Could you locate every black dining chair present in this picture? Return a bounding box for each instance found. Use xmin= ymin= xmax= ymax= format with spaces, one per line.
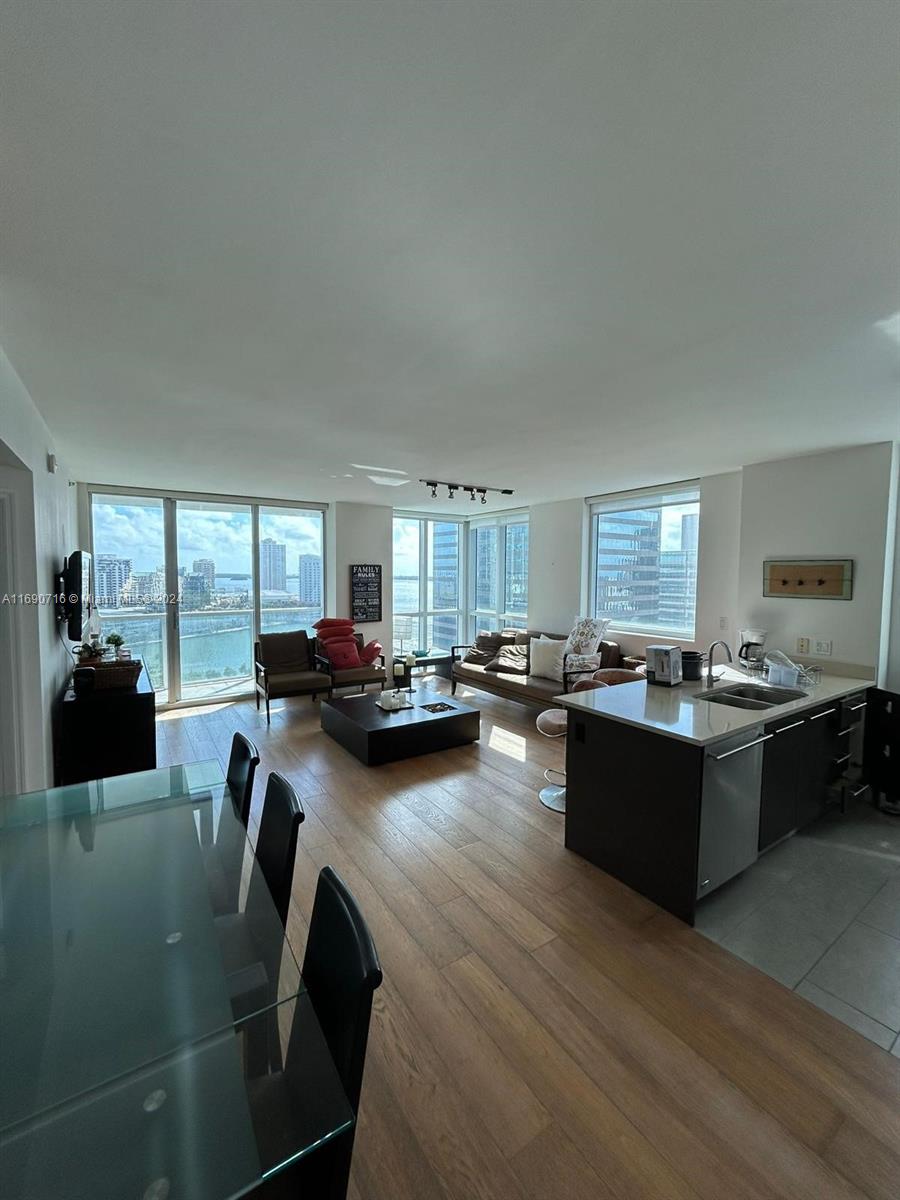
xmin=216 ymin=773 xmax=304 ymax=1046
xmin=245 ymin=866 xmax=383 ymax=1200
xmin=227 ymin=732 xmax=261 ymax=827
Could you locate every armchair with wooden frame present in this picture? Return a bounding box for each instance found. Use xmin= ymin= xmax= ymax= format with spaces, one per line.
xmin=312 ymin=633 xmax=388 ymax=695
xmin=255 ymin=630 xmax=330 ymax=723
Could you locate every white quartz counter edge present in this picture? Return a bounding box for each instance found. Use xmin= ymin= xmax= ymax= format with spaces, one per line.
xmin=552 ymin=668 xmax=872 ymax=748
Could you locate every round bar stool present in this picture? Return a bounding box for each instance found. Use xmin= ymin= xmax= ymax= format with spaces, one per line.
xmin=535 ymin=708 xmax=568 ymax=811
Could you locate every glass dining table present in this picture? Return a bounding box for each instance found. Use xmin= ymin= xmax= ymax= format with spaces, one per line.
xmin=0 ymin=761 xmax=354 ymax=1200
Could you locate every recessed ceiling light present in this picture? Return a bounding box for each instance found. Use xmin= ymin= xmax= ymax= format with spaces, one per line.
xmin=368 ymin=475 xmax=411 ymax=487
xmin=351 ymin=463 xmax=408 ymax=476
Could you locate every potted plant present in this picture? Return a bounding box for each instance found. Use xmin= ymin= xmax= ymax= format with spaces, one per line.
xmin=105 ymin=632 xmax=125 ymax=658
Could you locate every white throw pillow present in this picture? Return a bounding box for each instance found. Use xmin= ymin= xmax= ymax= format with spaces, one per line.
xmin=564 ymin=616 xmax=610 ymax=656
xmin=529 ymin=637 xmax=565 ymax=682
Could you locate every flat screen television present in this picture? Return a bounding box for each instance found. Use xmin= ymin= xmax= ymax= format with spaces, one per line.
xmin=56 ymin=551 xmax=93 ymax=643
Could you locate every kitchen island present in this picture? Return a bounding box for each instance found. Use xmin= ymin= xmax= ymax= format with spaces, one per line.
xmin=554 ymin=667 xmax=872 ymax=923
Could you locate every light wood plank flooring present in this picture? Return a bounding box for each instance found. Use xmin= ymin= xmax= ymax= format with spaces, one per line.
xmin=156 ymin=677 xmax=900 ymax=1200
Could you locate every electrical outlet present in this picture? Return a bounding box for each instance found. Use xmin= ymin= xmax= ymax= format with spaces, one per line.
xmin=814 ymin=639 xmax=832 ymax=656
xmin=719 ymin=616 xmax=727 ymax=630
xmin=797 ymin=637 xmax=810 ymax=654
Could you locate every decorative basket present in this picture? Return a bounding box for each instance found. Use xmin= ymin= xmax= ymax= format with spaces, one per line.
xmin=87 ymin=657 xmax=142 ymax=690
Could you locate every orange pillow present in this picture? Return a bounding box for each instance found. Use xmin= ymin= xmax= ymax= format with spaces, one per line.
xmin=323 ymin=639 xmax=362 ymax=669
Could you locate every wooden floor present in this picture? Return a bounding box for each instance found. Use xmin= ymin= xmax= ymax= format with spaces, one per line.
xmin=156 ymin=677 xmax=900 ymax=1200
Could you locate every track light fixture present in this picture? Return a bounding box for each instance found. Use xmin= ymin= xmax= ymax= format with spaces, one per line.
xmin=418 ymin=479 xmax=514 ymax=504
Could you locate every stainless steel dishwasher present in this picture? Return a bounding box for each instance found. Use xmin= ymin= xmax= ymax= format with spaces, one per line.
xmin=696 ymin=725 xmax=772 ymax=899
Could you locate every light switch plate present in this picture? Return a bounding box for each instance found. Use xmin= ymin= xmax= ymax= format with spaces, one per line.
xmin=814 ymin=639 xmax=833 ymax=656
xmin=797 ymin=637 xmax=810 ymax=654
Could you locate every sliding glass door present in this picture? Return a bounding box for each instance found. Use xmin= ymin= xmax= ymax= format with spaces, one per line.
xmin=91 ymin=494 xmax=170 ymax=702
xmin=176 ymin=500 xmax=254 ymax=701
xmin=90 ymin=489 xmax=325 ymax=704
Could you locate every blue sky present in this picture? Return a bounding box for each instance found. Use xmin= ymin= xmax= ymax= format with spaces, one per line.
xmin=92 ymin=499 xmax=323 ymax=574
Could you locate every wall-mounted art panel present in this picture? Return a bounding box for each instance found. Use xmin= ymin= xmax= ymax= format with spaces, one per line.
xmin=762 ymin=559 xmax=853 ymax=600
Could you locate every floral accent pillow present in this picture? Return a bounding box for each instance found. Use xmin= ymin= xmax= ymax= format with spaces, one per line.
xmin=564 ymin=653 xmax=605 ymax=679
xmin=564 ymin=616 xmax=610 ymax=656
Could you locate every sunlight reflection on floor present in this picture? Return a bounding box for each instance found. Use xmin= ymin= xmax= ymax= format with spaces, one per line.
xmin=157 ymin=701 xmax=237 ymax=722
xmin=487 ymin=726 xmax=527 ymax=761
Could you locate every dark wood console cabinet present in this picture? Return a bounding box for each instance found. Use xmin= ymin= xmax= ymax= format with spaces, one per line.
xmin=56 ymin=663 xmax=156 ymax=784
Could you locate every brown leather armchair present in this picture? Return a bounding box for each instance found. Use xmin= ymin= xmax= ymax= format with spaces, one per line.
xmin=313 ymin=633 xmax=387 ymax=694
xmin=255 ymin=630 xmax=330 ymax=723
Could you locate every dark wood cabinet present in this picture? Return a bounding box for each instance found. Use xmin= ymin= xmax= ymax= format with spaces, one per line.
xmin=759 ymin=714 xmax=805 ymax=850
xmin=758 ymin=691 xmax=869 ymax=852
xmin=56 ymin=663 xmax=156 ymax=784
xmin=864 ymin=687 xmax=900 ymax=804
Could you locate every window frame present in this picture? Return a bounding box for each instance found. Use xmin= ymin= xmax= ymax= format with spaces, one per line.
xmin=588 ymin=483 xmax=700 ymax=641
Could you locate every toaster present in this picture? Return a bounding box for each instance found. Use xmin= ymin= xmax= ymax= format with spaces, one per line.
xmin=645 ymin=644 xmax=683 ymax=687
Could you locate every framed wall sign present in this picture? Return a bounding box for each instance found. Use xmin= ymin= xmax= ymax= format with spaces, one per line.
xmin=762 ymin=558 xmax=853 ymax=600
xmin=350 ymin=563 xmax=383 ymax=623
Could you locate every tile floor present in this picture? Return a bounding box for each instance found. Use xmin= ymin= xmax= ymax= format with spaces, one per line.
xmin=695 ymin=801 xmax=900 ymax=1055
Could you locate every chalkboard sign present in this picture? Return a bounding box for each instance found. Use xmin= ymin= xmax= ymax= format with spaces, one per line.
xmin=350 ymin=563 xmax=382 ymax=623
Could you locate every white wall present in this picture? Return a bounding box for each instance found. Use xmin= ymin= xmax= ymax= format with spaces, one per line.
xmin=326 ymin=501 xmax=394 ymax=661
xmin=0 ymin=347 xmax=75 ymax=788
xmin=527 ymin=499 xmax=588 ymax=632
xmin=737 ymin=443 xmax=894 ymax=675
xmin=879 ymin=447 xmax=899 ymax=690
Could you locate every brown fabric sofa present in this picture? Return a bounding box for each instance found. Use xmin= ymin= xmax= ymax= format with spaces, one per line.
xmin=255 ymin=630 xmax=329 ymax=722
xmin=450 ymin=630 xmax=621 ymax=709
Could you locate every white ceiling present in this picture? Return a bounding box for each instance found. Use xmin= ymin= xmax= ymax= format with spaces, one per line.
xmin=2 ymin=0 xmax=898 ymax=512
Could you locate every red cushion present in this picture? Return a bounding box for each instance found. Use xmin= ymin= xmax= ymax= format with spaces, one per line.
xmin=317 ymin=627 xmax=357 ymax=645
xmin=359 ymin=640 xmax=383 ymax=665
xmin=324 ymin=639 xmax=362 ymax=669
xmin=313 ymin=618 xmax=355 ymax=631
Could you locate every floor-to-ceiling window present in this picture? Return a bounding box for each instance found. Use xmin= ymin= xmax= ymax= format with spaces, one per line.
xmin=468 ymin=513 xmax=529 ymax=636
xmin=258 ymin=506 xmax=325 ymax=635
xmin=392 ymin=516 xmax=463 ymax=653
xmin=91 ymin=494 xmax=170 ymax=701
xmin=90 ymin=489 xmax=326 ymax=704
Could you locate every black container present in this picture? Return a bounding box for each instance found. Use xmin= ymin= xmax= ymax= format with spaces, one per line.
xmin=681 ymin=651 xmax=705 ymax=682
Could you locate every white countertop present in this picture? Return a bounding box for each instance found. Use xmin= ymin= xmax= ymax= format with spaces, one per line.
xmin=553 ymin=666 xmax=872 ymax=747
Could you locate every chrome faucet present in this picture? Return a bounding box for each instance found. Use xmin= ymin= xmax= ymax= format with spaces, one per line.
xmin=706 ymin=640 xmax=733 ymax=687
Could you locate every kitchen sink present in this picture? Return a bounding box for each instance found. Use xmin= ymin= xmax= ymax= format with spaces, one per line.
xmin=699 ymin=683 xmax=808 ymax=710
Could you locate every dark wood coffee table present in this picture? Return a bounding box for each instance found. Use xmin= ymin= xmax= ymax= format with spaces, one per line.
xmin=320 ymin=692 xmax=480 ymax=766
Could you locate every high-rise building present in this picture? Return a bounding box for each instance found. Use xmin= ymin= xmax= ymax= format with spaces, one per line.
xmin=259 ymin=537 xmax=287 ymax=591
xmin=193 ymin=558 xmax=216 ymax=591
xmin=431 ymin=523 xmax=460 ymax=648
xmin=181 ymin=572 xmax=211 ymax=609
xmin=298 ymin=554 xmax=322 ymax=605
xmin=681 ymin=512 xmax=699 ymax=553
xmin=95 ymin=554 xmax=133 ymax=609
xmin=504 ymin=523 xmax=529 ymax=614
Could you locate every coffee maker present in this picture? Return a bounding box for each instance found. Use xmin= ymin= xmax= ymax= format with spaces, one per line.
xmin=738 ymin=629 xmax=768 ymax=671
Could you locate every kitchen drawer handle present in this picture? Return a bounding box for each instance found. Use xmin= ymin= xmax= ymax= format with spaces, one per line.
xmin=833 ymin=753 xmax=851 ymax=767
xmin=809 ymin=708 xmax=836 ymax=721
xmin=774 ymin=720 xmax=805 ymax=734
xmin=847 ymin=783 xmax=869 ymax=798
xmin=837 ymin=727 xmax=851 ymax=737
xmin=711 ymin=733 xmax=773 ymax=761
xmin=848 ymin=702 xmax=867 ymax=712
